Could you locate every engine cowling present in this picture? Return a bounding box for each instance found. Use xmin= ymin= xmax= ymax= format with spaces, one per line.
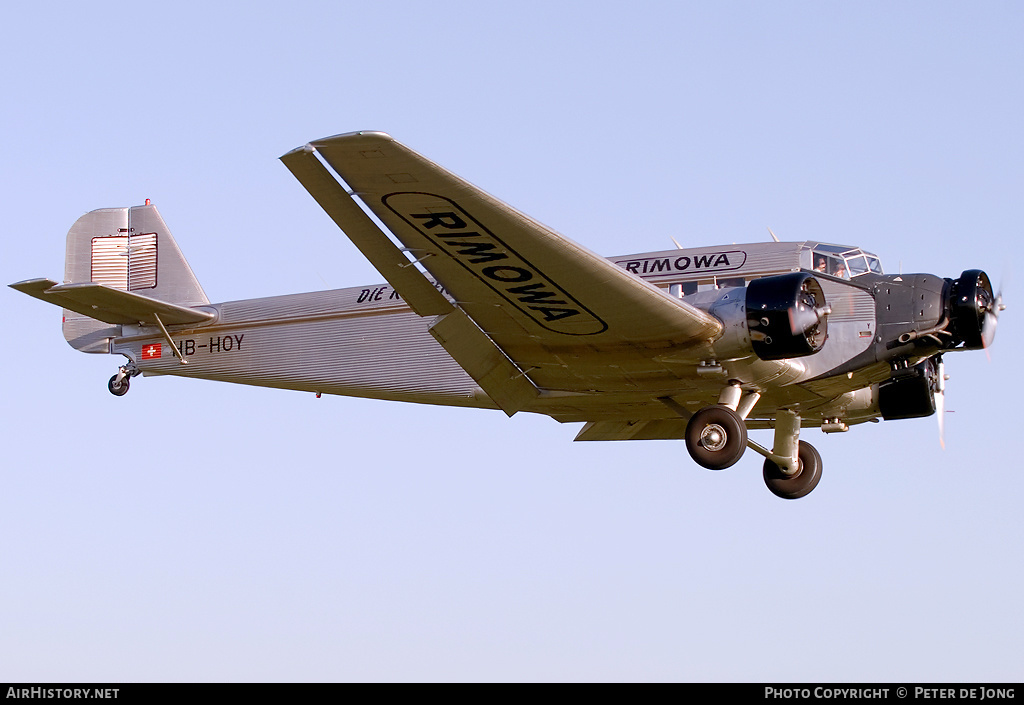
xmin=877 ymin=358 xmax=940 ymax=420
xmin=949 ymin=269 xmax=998 ymax=350
xmin=745 ymin=272 xmax=830 ymax=360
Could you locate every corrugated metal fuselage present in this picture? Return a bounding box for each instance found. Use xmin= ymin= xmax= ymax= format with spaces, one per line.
xmin=112 ymin=240 xmax=886 ymax=428
xmin=116 ymin=285 xmax=492 ymax=409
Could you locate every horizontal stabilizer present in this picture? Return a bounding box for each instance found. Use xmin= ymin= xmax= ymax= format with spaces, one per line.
xmin=10 ymin=278 xmax=214 ymax=326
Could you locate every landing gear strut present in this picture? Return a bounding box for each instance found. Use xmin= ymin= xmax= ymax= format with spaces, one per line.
xmin=671 ymin=391 xmax=826 ymax=499
xmin=107 ymin=362 xmax=138 ymax=397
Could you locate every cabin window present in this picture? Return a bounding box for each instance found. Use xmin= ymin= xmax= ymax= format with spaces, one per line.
xmin=670 ymin=282 xmax=698 ymax=297
xmin=717 ymin=277 xmax=745 ymax=289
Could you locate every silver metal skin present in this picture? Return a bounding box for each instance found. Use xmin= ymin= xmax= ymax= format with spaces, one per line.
xmin=10 ymin=131 xmax=1000 ymax=499
xmin=718 ymin=384 xmax=743 ymax=410
xmin=745 ymin=410 xmax=802 ymax=476
xmin=736 ymin=391 xmax=762 ymax=420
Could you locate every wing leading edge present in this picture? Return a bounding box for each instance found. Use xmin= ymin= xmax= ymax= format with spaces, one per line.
xmin=284 ymin=131 xmax=725 ymax=408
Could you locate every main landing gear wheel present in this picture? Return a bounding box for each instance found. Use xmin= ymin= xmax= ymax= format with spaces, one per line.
xmin=108 ymin=375 xmax=130 ymax=396
xmin=763 ymin=440 xmax=822 ymax=500
xmin=685 ymin=405 xmax=748 ymax=470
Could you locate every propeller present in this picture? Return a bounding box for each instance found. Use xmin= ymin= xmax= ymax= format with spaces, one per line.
xmin=984 ymin=281 xmax=1006 ymax=360
xmin=935 ymin=272 xmax=1005 ymax=447
xmin=935 ymin=357 xmax=947 ymax=449
xmin=950 ymin=270 xmax=1004 ymax=351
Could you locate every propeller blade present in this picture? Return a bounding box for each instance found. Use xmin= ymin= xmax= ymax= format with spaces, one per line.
xmin=983 ymin=283 xmax=1005 ymax=359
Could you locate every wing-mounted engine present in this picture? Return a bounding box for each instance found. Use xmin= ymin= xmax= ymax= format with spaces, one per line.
xmin=700 ymin=272 xmax=831 ymax=362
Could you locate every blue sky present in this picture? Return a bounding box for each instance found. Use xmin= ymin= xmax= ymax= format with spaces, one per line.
xmin=2 ymin=1 xmax=1021 ymax=681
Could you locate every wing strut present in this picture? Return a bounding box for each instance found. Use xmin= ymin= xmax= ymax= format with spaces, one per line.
xmin=152 ymin=313 xmax=187 ymax=364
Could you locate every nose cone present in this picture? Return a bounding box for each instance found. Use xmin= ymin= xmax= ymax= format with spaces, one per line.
xmin=950 ymin=269 xmax=1000 ymax=350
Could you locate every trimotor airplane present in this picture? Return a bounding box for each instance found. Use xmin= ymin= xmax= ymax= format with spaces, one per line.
xmin=11 ymin=131 xmax=1004 ymax=499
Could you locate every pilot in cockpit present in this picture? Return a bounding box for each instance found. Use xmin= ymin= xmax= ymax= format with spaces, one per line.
xmin=813 ymin=253 xmax=849 ymax=279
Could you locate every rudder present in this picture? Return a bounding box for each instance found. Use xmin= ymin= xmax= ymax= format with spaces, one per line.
xmin=62 ymin=203 xmax=208 ymax=352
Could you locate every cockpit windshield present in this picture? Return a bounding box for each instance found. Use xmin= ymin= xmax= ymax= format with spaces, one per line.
xmin=808 ymin=243 xmax=882 ymax=280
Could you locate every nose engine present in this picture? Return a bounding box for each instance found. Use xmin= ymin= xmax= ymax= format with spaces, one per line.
xmin=949 ymin=269 xmax=1000 ymax=350
xmin=869 ymin=268 xmax=1000 ymax=443
xmin=873 ymin=269 xmax=1001 ymax=355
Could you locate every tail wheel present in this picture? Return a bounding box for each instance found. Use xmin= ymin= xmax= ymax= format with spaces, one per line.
xmin=763 ymin=440 xmax=822 ymax=499
xmin=108 ymin=375 xmax=130 ymax=397
xmin=685 ymin=405 xmax=748 ymax=470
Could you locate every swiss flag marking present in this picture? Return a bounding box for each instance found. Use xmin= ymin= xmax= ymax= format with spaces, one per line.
xmin=142 ymin=343 xmax=162 ymax=360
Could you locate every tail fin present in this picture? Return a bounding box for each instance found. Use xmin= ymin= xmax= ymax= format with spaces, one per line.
xmin=65 ymin=204 xmax=207 ymax=303
xmin=16 ymin=203 xmax=209 ymax=353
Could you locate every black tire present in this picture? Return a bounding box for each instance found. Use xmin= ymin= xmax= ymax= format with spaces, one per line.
xmin=763 ymin=440 xmax=822 ymax=499
xmin=685 ymin=405 xmax=748 ymax=470
xmin=108 ymin=375 xmax=129 ymax=397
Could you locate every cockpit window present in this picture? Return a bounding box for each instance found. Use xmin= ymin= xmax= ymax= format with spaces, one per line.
xmin=809 ymin=244 xmax=883 ymax=279
xmin=813 ymin=244 xmax=850 ymax=255
xmin=846 ymin=255 xmax=869 ymax=277
xmin=813 ymin=253 xmax=849 ymax=279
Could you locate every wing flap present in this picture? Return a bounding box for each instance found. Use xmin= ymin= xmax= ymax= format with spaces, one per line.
xmin=10 ymin=279 xmax=214 ymax=325
xmin=574 ymin=418 xmax=689 ymax=441
xmin=280 ymin=146 xmax=454 ymax=318
xmin=428 ymin=309 xmax=539 ymax=416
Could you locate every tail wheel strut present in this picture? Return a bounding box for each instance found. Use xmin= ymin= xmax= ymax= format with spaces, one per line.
xmin=107 ymin=362 xmax=138 ymax=397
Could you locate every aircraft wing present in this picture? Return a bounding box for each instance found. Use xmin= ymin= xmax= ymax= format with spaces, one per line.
xmin=10 ymin=278 xmax=214 ymax=326
xmin=307 ymin=132 xmax=722 ymax=356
